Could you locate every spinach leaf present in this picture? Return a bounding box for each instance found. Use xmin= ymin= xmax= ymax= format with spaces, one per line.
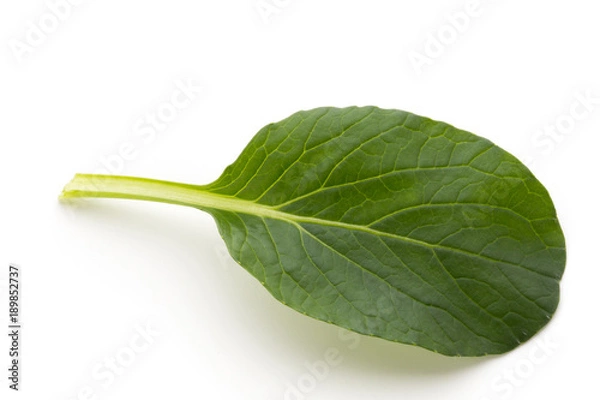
xmin=61 ymin=106 xmax=565 ymax=356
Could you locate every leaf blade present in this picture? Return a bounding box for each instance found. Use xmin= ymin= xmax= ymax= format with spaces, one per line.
xmin=203 ymin=106 xmax=565 ymax=356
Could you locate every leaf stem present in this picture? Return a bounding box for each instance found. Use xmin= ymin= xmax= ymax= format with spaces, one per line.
xmin=59 ymin=174 xmax=278 ymax=217
xmin=61 ymin=174 xmax=224 ymax=209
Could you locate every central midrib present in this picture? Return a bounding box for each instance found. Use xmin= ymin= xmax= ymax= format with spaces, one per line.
xmin=61 ymin=174 xmax=555 ymax=281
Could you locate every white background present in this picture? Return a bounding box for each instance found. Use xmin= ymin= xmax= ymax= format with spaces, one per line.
xmin=1 ymin=1 xmax=598 ymax=399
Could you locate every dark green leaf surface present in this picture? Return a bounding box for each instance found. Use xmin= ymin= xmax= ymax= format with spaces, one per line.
xmin=201 ymin=107 xmax=565 ymax=356
xmin=61 ymin=106 xmax=566 ymax=356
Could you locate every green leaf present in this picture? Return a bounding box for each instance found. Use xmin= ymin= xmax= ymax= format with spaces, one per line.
xmin=61 ymin=106 xmax=566 ymax=356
